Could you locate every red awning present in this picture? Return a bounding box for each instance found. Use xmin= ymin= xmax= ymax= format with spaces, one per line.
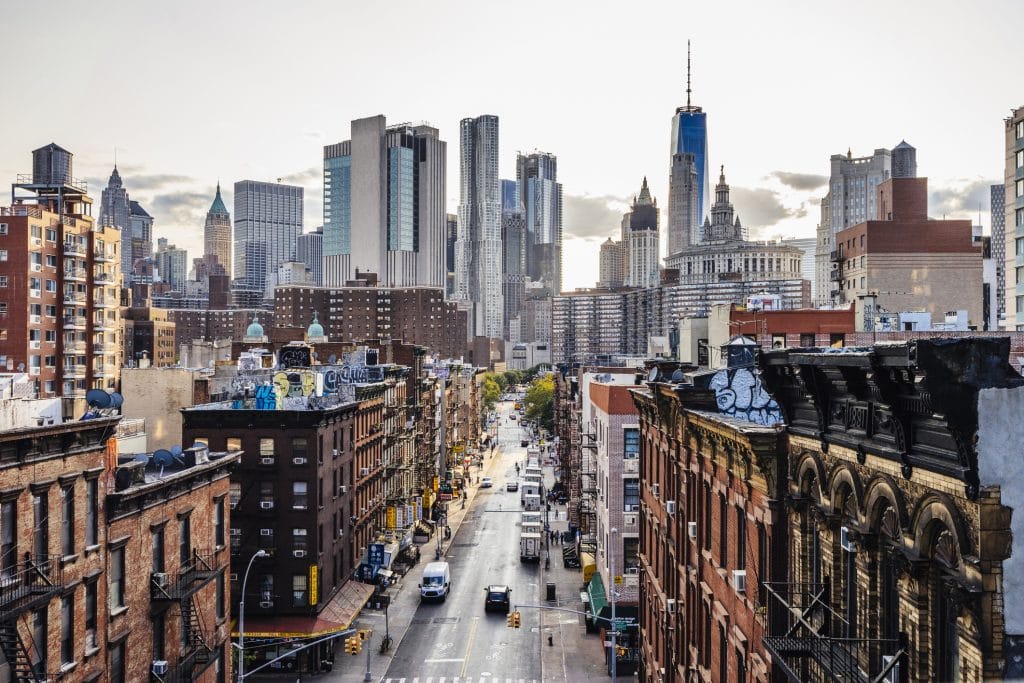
xmin=232 ymin=580 xmax=375 ymax=638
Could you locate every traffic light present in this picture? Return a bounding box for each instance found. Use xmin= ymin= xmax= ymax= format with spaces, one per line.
xmin=506 ymin=611 xmax=515 ymax=628
xmin=345 ymin=637 xmax=357 ymax=656
xmin=512 ymin=610 xmax=522 ymax=628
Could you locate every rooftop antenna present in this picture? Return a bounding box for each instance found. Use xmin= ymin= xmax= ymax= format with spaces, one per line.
xmin=686 ymin=40 xmax=692 ymax=109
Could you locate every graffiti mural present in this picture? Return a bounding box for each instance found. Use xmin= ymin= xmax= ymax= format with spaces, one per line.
xmin=707 ymin=367 xmax=783 ymax=427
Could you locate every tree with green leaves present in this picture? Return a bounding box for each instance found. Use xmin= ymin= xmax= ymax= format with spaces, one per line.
xmin=523 ymin=374 xmax=554 ymax=432
xmin=481 ymin=375 xmax=502 ymax=410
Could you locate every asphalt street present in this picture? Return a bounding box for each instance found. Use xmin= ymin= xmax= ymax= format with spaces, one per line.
xmin=380 ymin=402 xmax=542 ymax=683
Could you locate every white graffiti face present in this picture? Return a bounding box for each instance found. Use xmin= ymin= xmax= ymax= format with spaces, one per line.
xmin=708 ymin=367 xmax=783 ymax=426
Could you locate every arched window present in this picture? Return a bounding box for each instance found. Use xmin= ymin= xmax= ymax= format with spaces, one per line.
xmin=929 ymin=524 xmax=961 ymax=682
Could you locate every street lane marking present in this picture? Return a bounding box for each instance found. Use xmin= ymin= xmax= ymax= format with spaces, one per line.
xmin=459 ymin=617 xmax=481 ymax=678
xmin=424 ymin=658 xmax=465 ymax=662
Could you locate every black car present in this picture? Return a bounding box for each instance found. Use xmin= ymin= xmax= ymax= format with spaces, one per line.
xmin=484 ymin=585 xmax=512 ymax=612
xmin=520 ymin=440 xmax=528 ymax=447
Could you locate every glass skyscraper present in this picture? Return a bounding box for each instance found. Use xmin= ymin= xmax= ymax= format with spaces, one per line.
xmin=670 ymin=110 xmax=709 ymax=223
xmin=233 ymin=180 xmax=303 ymax=291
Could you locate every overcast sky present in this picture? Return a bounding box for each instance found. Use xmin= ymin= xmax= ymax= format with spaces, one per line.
xmin=2 ymin=0 xmax=1017 ymax=291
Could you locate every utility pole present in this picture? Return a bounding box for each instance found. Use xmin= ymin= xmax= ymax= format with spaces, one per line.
xmin=610 ymin=527 xmax=618 ymax=681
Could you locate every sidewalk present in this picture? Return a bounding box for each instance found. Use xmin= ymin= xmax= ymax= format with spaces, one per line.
xmin=539 ymin=457 xmax=613 ymax=682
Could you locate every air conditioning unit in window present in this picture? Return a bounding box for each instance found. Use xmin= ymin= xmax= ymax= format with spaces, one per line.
xmin=687 ymin=521 xmax=697 ymax=540
xmin=293 ymin=550 xmax=307 ymax=558
xmin=230 ymin=573 xmax=238 ymax=582
xmin=260 ymin=529 xmax=273 ymax=537
xmin=259 ymin=600 xmax=274 ymax=609
xmin=292 ymin=457 xmax=307 ymax=465
xmin=152 ymin=660 xmax=169 ymax=676
xmin=230 ymin=528 xmax=242 ymax=537
xmin=338 ymin=485 xmax=347 ymax=494
xmin=666 ymin=500 xmax=677 ymax=515
xmin=260 ymin=501 xmax=274 ymax=510
xmin=732 ymin=569 xmax=747 ymax=594
xmin=332 ymin=449 xmax=339 ymax=457
xmin=360 ymin=468 xmax=370 ymax=476
xmin=665 ymin=598 xmax=676 ymax=614
xmin=260 ymin=457 xmax=275 ymax=465
xmin=651 ymin=483 xmax=660 ymax=498
xmin=151 ymin=572 xmax=168 ymax=588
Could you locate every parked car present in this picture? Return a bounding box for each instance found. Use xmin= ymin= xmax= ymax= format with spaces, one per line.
xmin=520 ymin=439 xmax=528 ymax=447
xmin=484 ymin=585 xmax=512 ymax=612
xmin=506 ymin=481 xmax=519 ymax=492
xmin=480 ymin=477 xmax=493 ymax=488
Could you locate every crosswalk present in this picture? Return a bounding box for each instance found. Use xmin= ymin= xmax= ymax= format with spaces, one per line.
xmin=383 ymin=678 xmax=538 ymax=683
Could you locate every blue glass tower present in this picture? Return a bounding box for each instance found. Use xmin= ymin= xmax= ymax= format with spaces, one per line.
xmin=670 ymin=42 xmax=709 ymax=224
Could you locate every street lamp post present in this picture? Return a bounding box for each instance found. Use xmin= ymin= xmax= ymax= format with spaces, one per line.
xmin=238 ymin=549 xmax=268 ymax=682
xmin=609 ymin=527 xmax=618 ymax=681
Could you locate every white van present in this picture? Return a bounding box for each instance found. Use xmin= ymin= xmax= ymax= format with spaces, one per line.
xmin=419 ymin=561 xmax=451 ymax=602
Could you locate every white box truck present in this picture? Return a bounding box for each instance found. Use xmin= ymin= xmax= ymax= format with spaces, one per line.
xmin=520 ymin=532 xmax=542 ymax=562
xmin=520 ymin=481 xmax=540 ymax=503
xmin=523 ymin=493 xmax=541 ymax=512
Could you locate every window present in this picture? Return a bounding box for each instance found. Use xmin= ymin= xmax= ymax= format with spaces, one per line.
xmin=61 ymin=594 xmax=74 ymax=664
xmin=260 ymin=482 xmax=274 ymax=507
xmin=293 ymin=528 xmax=308 ymax=554
xmin=61 ymin=484 xmax=74 ymax=556
xmin=2 ymin=499 xmax=17 ymax=578
xmin=152 ymin=614 xmax=166 ymax=661
xmin=0 ymin=223 xmax=6 ymax=234
xmin=799 ymin=333 xmax=815 ymax=347
xmin=226 ymin=437 xmax=241 ymax=451
xmin=736 ymin=506 xmax=746 ymax=571
xmin=45 ymin=228 xmax=56 ymax=242
xmin=1017 ymin=119 xmax=1024 ymax=139
xmin=623 ymin=428 xmax=639 ymax=459
xmin=152 ymin=527 xmax=165 ymax=573
xmin=215 ymin=499 xmax=225 ymax=547
xmin=109 ymin=546 xmax=125 ymax=609
xmin=292 ymin=574 xmax=308 ymax=606
xmin=259 ymin=438 xmax=274 ymax=461
xmin=216 ymin=572 xmax=226 ymax=620
xmin=85 ymin=478 xmax=98 ymax=547
xmin=1017 ymin=208 xmax=1024 ymax=228
xmin=0 ymin=276 xmax=6 ymax=287
xmin=33 ymin=490 xmax=48 ymax=557
xmin=179 ymin=515 xmax=191 ymax=566
xmin=85 ymin=580 xmax=97 ymax=650
xmin=292 ymin=437 xmax=308 ymax=459
xmin=32 ymin=608 xmax=46 ymax=676
xmin=0 ymin=250 xmax=7 ymax=261
xmin=109 ymin=640 xmax=125 ymax=683
xmin=623 ymin=479 xmax=639 ymax=511
xmin=1017 ymin=179 xmax=1024 ymax=198
xmin=45 ymin=279 xmax=57 ymax=293
xmin=704 ymin=484 xmax=712 ymax=550
xmin=719 ymin=494 xmax=728 ymax=568
xmin=45 ymin=304 xmax=57 ymax=317
xmin=293 ymin=481 xmax=308 ymax=510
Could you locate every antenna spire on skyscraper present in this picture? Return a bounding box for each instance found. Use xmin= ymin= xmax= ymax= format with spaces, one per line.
xmin=686 ymin=40 xmax=692 ymax=109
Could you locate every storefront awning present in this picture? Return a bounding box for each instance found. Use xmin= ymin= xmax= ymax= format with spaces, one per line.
xmin=586 ymin=572 xmax=608 ymax=620
xmin=232 ymin=580 xmax=374 ymax=638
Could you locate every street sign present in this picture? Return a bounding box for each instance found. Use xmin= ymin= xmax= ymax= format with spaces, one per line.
xmin=368 ymin=543 xmax=385 ymax=568
xmin=309 ymin=565 xmax=318 ymax=605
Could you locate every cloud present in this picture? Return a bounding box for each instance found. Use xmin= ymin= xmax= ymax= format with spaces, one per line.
xmin=126 ymin=173 xmax=196 ymax=191
xmin=150 ymin=191 xmax=211 ymax=228
xmin=730 ymin=186 xmax=803 ymax=228
xmin=770 ymin=171 xmax=828 ymax=192
xmin=929 ymin=178 xmax=997 ymax=218
xmin=563 ymin=193 xmax=631 ymax=240
xmin=279 ymin=166 xmax=322 ymax=185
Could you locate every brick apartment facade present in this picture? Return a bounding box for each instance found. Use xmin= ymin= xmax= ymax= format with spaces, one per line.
xmin=831 ymin=177 xmax=982 ymax=329
xmin=632 ymin=380 xmax=787 ymax=682
xmin=167 ymin=309 xmax=272 ymax=352
xmin=105 ymin=445 xmax=239 ymax=683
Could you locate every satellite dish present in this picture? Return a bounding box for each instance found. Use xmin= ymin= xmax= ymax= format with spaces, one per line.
xmin=169 ymin=445 xmax=183 ymax=456
xmin=109 ymin=392 xmax=124 ymax=408
xmin=133 ymin=454 xmax=150 ymax=464
xmin=328 ymin=354 xmax=337 ymax=364
xmin=86 ymin=389 xmax=112 ymax=408
xmin=671 ymin=369 xmax=684 ymax=382
xmin=647 ymin=367 xmax=659 ymax=383
xmin=153 ymin=450 xmax=174 ymax=468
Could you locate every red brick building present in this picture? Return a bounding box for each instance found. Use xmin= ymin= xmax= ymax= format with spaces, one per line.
xmin=106 ymin=444 xmax=239 ymax=683
xmin=631 ymin=380 xmax=787 ymax=682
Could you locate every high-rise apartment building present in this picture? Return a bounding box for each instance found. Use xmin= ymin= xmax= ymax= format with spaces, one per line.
xmin=155 ymin=237 xmax=188 ymax=293
xmin=814 ymin=146 xmax=892 ymax=305
xmin=669 ymin=44 xmax=710 ymax=250
xmin=456 ymin=115 xmax=504 ymax=339
xmin=203 ymin=182 xmax=231 ymax=277
xmin=501 ymin=178 xmax=519 ymax=213
xmin=128 ymin=199 xmax=153 ymax=279
xmin=296 ymin=227 xmax=323 ymax=286
xmin=992 ymin=184 xmax=1006 ymax=328
xmin=516 ymin=152 xmax=563 ymax=294
xmin=97 ymin=166 xmax=136 ymax=284
xmin=502 ymin=210 xmax=526 ymax=339
xmin=445 ymin=213 xmax=457 ymax=297
xmin=1004 ymin=106 xmax=1024 ymax=330
xmin=233 ymin=179 xmax=303 ymax=292
xmin=623 ymin=178 xmax=660 ymax=289
xmin=322 ymin=116 xmax=447 ymax=289
xmin=598 ymin=237 xmax=623 ymax=289
xmin=3 ymin=143 xmax=122 ymax=401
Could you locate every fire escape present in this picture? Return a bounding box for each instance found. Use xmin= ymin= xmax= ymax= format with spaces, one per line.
xmin=829 ymin=249 xmax=845 ymax=306
xmin=150 ymin=549 xmax=222 ymax=682
xmin=578 ymin=430 xmax=598 ymax=557
xmin=565 ymin=401 xmax=582 ymax=529
xmin=0 ymin=555 xmax=64 ymax=682
xmin=762 ymin=581 xmax=907 ymax=683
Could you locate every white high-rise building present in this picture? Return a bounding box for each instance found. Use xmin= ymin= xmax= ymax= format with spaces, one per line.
xmin=233 ymin=180 xmax=303 ymax=292
xmin=516 ymin=151 xmax=563 ymax=294
xmin=814 ymin=148 xmax=891 ymax=306
xmin=296 ymin=228 xmax=323 ymax=286
xmin=322 ymin=116 xmax=447 ymax=288
xmin=623 ymin=178 xmax=661 ymax=290
xmin=456 ymin=115 xmax=504 ymax=339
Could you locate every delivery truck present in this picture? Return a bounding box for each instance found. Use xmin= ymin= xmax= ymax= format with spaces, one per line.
xmin=519 ymin=531 xmax=542 ymax=562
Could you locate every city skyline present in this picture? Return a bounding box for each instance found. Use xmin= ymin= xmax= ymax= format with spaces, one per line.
xmin=1 ymin=0 xmax=1015 ymax=292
